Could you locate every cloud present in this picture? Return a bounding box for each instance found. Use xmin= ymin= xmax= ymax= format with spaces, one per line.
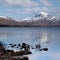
xmin=5 ymin=0 xmax=38 ymax=7
xmin=47 ymin=7 xmax=60 ymax=16
xmin=0 ymin=0 xmax=60 ymax=19
xmin=0 ymin=0 xmax=7 ymax=6
xmin=0 ymin=0 xmax=53 ymax=7
xmin=54 ymin=7 xmax=60 ymax=13
xmin=7 ymin=7 xmax=48 ymax=15
xmin=5 ymin=7 xmax=49 ymax=19
xmin=52 ymin=7 xmax=60 ymax=16
xmin=40 ymin=0 xmax=52 ymax=7
xmin=3 ymin=0 xmax=59 ymax=17
xmin=22 ymin=7 xmax=49 ymax=14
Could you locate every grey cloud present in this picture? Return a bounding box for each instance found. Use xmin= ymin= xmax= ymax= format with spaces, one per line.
xmin=0 ymin=0 xmax=38 ymax=7
xmin=6 ymin=7 xmax=49 ymax=16
xmin=0 ymin=0 xmax=7 ymax=6
xmin=45 ymin=7 xmax=60 ymax=16
xmin=54 ymin=8 xmax=60 ymax=13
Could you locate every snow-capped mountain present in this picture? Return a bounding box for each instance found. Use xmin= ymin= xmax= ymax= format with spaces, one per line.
xmin=34 ymin=12 xmax=56 ymax=20
xmin=0 ymin=15 xmax=22 ymax=27
xmin=0 ymin=12 xmax=60 ymax=27
xmin=0 ymin=15 xmax=16 ymax=20
xmin=27 ymin=12 xmax=60 ymax=27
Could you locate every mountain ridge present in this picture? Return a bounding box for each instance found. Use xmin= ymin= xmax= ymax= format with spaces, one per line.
xmin=0 ymin=12 xmax=60 ymax=27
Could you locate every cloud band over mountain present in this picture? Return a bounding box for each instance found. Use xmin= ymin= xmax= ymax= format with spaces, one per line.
xmin=0 ymin=0 xmax=60 ymax=20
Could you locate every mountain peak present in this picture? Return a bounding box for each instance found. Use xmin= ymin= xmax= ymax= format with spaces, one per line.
xmin=35 ymin=12 xmax=49 ymax=18
xmin=34 ymin=12 xmax=54 ymax=20
xmin=40 ymin=12 xmax=48 ymax=17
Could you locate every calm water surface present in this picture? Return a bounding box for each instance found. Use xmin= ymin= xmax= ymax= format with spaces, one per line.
xmin=0 ymin=27 xmax=60 ymax=60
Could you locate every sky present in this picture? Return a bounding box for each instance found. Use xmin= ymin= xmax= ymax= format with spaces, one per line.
xmin=0 ymin=0 xmax=60 ymax=20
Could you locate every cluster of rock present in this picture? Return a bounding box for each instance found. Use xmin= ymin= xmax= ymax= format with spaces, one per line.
xmin=0 ymin=42 xmax=31 ymax=60
xmin=0 ymin=41 xmax=48 ymax=60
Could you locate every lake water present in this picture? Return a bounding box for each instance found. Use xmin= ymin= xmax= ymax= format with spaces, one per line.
xmin=0 ymin=27 xmax=60 ymax=60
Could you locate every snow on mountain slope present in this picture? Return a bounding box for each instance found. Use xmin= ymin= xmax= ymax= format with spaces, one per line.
xmin=0 ymin=16 xmax=7 ymax=19
xmin=34 ymin=12 xmax=57 ymax=20
xmin=40 ymin=12 xmax=48 ymax=17
xmin=0 ymin=15 xmax=17 ymax=21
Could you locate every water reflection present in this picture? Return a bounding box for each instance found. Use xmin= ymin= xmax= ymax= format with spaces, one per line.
xmin=40 ymin=32 xmax=48 ymax=43
xmin=0 ymin=27 xmax=60 ymax=46
xmin=0 ymin=32 xmax=7 ymax=39
xmin=0 ymin=27 xmax=60 ymax=60
xmin=0 ymin=32 xmax=17 ymax=39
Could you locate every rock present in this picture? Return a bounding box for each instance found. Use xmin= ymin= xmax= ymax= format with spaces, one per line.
xmin=22 ymin=57 xmax=29 ymax=60
xmin=11 ymin=51 xmax=32 ymax=56
xmin=42 ymin=48 xmax=48 ymax=51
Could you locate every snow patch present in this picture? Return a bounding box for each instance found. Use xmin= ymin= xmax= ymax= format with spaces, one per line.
xmin=40 ymin=12 xmax=48 ymax=17
xmin=0 ymin=16 xmax=7 ymax=19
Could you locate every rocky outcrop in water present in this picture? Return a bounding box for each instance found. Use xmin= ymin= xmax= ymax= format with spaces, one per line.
xmin=0 ymin=42 xmax=31 ymax=60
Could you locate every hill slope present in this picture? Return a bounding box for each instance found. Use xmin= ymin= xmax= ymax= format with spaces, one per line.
xmin=0 ymin=13 xmax=60 ymax=27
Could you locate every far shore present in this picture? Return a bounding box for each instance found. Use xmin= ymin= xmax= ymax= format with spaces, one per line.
xmin=0 ymin=25 xmax=60 ymax=27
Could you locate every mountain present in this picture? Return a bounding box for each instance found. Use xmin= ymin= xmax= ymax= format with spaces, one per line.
xmin=0 ymin=16 xmax=22 ymax=27
xmin=0 ymin=12 xmax=60 ymax=27
xmin=27 ymin=12 xmax=60 ymax=27
xmin=19 ymin=12 xmax=60 ymax=27
xmin=34 ymin=12 xmax=57 ymax=20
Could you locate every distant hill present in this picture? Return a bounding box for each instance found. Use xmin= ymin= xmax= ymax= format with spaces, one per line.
xmin=0 ymin=16 xmax=22 ymax=27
